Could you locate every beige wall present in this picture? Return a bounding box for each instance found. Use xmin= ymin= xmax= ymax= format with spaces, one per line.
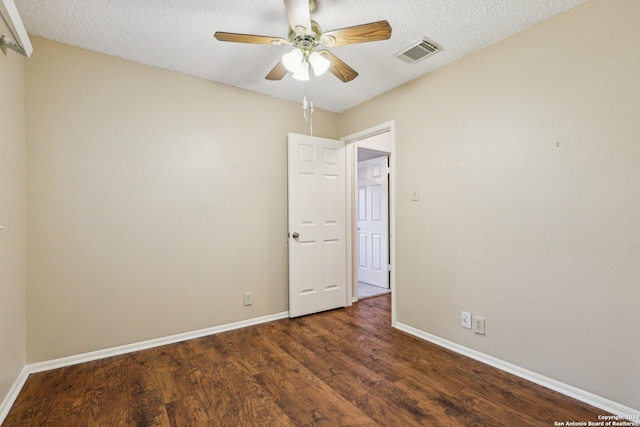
xmin=15 ymin=0 xmax=640 ymax=412
xmin=340 ymin=0 xmax=639 ymax=410
xmin=0 ymin=49 xmax=26 ymax=404
xmin=25 ymin=37 xmax=338 ymax=362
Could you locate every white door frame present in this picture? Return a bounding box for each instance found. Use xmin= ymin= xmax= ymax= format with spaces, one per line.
xmin=341 ymin=121 xmax=397 ymax=327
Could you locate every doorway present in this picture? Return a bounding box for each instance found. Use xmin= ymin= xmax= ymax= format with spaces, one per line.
xmin=342 ymin=121 xmax=396 ymax=326
xmin=356 ymin=149 xmax=390 ymax=300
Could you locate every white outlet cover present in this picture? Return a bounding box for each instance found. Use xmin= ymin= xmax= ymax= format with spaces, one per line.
xmin=461 ymin=311 xmax=472 ymax=329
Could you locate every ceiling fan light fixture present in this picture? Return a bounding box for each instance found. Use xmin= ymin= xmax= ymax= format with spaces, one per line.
xmin=282 ymin=48 xmax=304 ymax=73
xmin=309 ymin=51 xmax=330 ymax=76
xmin=292 ymin=61 xmax=310 ymax=81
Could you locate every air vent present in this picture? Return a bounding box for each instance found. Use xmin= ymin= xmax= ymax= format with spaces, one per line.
xmin=395 ymin=37 xmax=442 ymax=64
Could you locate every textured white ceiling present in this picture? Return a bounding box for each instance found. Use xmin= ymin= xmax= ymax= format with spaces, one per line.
xmin=15 ymin=0 xmax=586 ymax=112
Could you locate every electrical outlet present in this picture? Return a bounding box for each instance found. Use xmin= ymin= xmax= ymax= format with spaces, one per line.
xmin=461 ymin=311 xmax=472 ymax=329
xmin=243 ymin=292 xmax=252 ymax=306
xmin=474 ymin=317 xmax=485 ymax=335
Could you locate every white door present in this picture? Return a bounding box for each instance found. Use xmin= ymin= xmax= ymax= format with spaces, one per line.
xmin=357 ymin=156 xmax=389 ymax=288
xmin=288 ymin=133 xmax=347 ymax=318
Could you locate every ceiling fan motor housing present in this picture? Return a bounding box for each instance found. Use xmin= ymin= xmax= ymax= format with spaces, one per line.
xmin=288 ymin=20 xmax=323 ymax=53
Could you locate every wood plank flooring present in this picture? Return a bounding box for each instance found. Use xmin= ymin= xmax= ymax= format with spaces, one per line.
xmin=4 ymin=295 xmax=607 ymax=426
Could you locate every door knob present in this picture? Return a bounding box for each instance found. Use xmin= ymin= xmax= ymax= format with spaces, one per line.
xmin=292 ymin=232 xmax=300 ymax=239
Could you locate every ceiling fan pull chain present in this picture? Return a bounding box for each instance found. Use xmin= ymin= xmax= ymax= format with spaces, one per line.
xmin=308 ymin=77 xmax=313 ymax=135
xmin=303 ymin=95 xmax=309 ymax=123
xmin=310 ymin=101 xmax=314 ymax=136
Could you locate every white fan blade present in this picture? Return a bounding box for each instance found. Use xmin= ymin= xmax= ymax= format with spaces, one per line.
xmin=284 ymin=0 xmax=311 ymax=34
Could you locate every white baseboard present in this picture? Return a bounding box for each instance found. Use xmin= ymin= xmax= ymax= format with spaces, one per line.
xmin=395 ymin=322 xmax=640 ymax=423
xmin=0 ymin=365 xmax=29 ymax=424
xmin=29 ymin=311 xmax=289 ymax=373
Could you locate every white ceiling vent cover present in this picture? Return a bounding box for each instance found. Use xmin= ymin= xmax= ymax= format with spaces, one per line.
xmin=395 ymin=37 xmax=442 ymax=64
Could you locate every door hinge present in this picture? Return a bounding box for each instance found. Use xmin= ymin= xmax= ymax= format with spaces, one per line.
xmin=388 ymin=264 xmax=392 ymax=271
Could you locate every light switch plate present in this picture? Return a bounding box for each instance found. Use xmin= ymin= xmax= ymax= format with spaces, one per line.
xmin=411 ymin=189 xmax=420 ymax=201
xmin=474 ymin=317 xmax=485 ymax=335
xmin=243 ymin=292 xmax=252 ymax=306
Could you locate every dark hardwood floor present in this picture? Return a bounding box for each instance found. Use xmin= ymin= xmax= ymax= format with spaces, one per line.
xmin=4 ymin=295 xmax=606 ymax=426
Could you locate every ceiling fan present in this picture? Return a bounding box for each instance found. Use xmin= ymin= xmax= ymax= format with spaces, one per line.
xmin=214 ymin=0 xmax=392 ymax=83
